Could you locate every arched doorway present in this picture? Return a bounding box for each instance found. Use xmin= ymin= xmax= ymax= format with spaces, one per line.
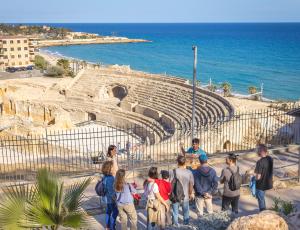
xmin=88 ymin=113 xmax=96 ymax=121
xmin=111 ymin=85 xmax=127 ymax=100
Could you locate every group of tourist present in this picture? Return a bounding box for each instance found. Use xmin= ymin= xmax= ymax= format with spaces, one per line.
xmin=98 ymin=139 xmax=273 ymax=230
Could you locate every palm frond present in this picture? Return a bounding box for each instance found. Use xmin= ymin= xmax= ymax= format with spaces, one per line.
xmin=62 ymin=211 xmax=89 ymax=228
xmin=0 ymin=184 xmax=35 ymax=229
xmin=64 ymin=177 xmax=92 ymax=212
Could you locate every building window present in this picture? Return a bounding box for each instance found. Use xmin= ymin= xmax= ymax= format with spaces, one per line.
xmin=3 ymin=48 xmax=7 ymax=52
xmin=10 ymin=48 xmax=14 ymax=51
xmin=26 ymin=61 xmax=29 ymax=64
xmin=12 ymin=62 xmax=15 ymax=66
xmin=25 ymin=54 xmax=28 ymax=58
xmin=3 ymin=41 xmax=7 ymax=44
xmin=17 ymin=40 xmax=21 ymax=43
xmin=18 ymin=47 xmax=21 ymax=51
xmin=18 ymin=54 xmax=21 ymax=58
xmin=10 ymin=40 xmax=14 ymax=44
xmin=19 ymin=61 xmax=22 ymax=65
xmin=24 ymin=47 xmax=28 ymax=50
xmin=5 ymin=63 xmax=8 ymax=66
xmin=11 ymin=55 xmax=15 ymax=58
xmin=24 ymin=40 xmax=27 ymax=43
xmin=4 ymin=55 xmax=8 ymax=59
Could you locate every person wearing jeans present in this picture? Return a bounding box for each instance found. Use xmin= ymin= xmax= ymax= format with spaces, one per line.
xmin=172 ymin=200 xmax=190 ymax=225
xmin=101 ymin=161 xmax=118 ymax=230
xmin=255 ymin=189 xmax=266 ymax=211
xmin=254 ymin=144 xmax=273 ymax=211
xmin=170 ymin=156 xmax=194 ymax=226
xmin=193 ymin=154 xmax=218 ymax=216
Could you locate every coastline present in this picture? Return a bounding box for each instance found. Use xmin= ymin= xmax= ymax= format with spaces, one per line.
xmin=37 ymin=37 xmax=150 ymax=47
xmin=38 ymin=50 xmax=278 ymax=112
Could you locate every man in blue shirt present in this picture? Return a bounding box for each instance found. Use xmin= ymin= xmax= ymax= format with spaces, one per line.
xmin=180 ymin=138 xmax=207 ymax=157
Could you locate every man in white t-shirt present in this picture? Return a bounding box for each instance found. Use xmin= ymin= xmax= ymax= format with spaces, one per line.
xmin=169 ymin=156 xmax=194 ymax=226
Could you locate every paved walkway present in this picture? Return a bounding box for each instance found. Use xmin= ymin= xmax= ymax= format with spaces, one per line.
xmin=84 ymin=185 xmax=300 ymax=229
xmin=79 ymin=147 xmax=300 ymax=229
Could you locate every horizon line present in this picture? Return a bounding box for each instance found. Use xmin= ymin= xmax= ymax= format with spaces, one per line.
xmin=2 ymin=21 xmax=300 ymax=24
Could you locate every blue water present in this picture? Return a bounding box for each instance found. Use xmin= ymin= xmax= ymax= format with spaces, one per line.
xmin=40 ymin=23 xmax=300 ymax=101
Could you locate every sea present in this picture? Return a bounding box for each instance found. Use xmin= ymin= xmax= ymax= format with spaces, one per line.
xmin=38 ymin=23 xmax=300 ymax=101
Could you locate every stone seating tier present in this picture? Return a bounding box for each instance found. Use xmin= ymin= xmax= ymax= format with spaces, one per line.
xmin=63 ymin=69 xmax=234 ymax=143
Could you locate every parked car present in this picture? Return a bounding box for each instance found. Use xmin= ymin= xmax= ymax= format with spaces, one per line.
xmin=6 ymin=65 xmax=34 ymax=73
xmin=6 ymin=67 xmax=17 ymax=73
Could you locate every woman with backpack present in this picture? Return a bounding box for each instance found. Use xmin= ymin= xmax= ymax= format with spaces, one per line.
xmin=101 ymin=161 xmax=118 ymax=230
xmin=114 ymin=169 xmax=138 ymax=230
xmin=144 ymin=167 xmax=169 ymax=230
xmin=220 ymin=153 xmax=242 ymax=214
xmin=107 ymin=145 xmax=119 ymax=176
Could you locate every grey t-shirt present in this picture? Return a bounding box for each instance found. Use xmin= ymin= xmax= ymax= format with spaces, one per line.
xmin=170 ymin=168 xmax=194 ymax=201
xmin=220 ymin=165 xmax=240 ymax=197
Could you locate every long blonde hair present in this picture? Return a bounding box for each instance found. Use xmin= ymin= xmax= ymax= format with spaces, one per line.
xmin=114 ymin=169 xmax=126 ymax=192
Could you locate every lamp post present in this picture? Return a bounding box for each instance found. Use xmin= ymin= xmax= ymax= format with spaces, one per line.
xmin=192 ymin=46 xmax=197 ymax=141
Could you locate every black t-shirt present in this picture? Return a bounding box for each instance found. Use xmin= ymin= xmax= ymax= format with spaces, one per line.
xmin=255 ymin=156 xmax=273 ymax=191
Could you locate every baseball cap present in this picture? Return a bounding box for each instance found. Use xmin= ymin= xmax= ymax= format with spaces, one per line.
xmin=199 ymin=154 xmax=208 ymax=162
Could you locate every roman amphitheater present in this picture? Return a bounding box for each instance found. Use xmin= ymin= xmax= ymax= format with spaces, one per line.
xmin=0 ymin=57 xmax=299 ymax=180
xmin=0 ymin=64 xmax=234 ymax=141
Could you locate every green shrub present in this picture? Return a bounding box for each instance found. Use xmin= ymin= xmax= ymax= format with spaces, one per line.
xmin=45 ymin=66 xmax=64 ymax=77
xmin=34 ymin=55 xmax=48 ymax=70
xmin=281 ymin=200 xmax=296 ymax=215
xmin=271 ymin=197 xmax=296 ymax=215
xmin=57 ymin=58 xmax=70 ymax=72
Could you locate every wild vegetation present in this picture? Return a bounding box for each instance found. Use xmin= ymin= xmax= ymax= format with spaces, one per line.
xmin=271 ymin=197 xmax=296 ymax=216
xmin=57 ymin=58 xmax=75 ymax=77
xmin=0 ymin=169 xmax=91 ymax=230
xmin=34 ymin=55 xmax=48 ymax=70
xmin=0 ymin=24 xmax=71 ymax=39
xmin=45 ymin=65 xmax=65 ymax=77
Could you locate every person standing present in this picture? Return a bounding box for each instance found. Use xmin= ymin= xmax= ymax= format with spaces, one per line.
xmin=180 ymin=138 xmax=207 ymax=157
xmin=107 ymin=145 xmax=118 ymax=176
xmin=170 ymin=156 xmax=194 ymax=226
xmin=144 ymin=167 xmax=169 ymax=230
xmin=101 ymin=161 xmax=118 ymax=230
xmin=193 ymin=155 xmax=218 ymax=216
xmin=155 ymin=170 xmax=172 ymax=229
xmin=220 ymin=153 xmax=241 ymax=214
xmin=254 ymin=144 xmax=273 ymax=211
xmin=114 ymin=169 xmax=138 ymax=230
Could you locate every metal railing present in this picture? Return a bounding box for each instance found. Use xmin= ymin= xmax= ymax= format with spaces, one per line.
xmin=0 ymin=106 xmax=299 ymax=183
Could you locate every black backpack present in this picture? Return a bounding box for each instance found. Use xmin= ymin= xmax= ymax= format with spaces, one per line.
xmin=228 ymin=167 xmax=242 ymax=191
xmin=169 ymin=169 xmax=185 ymax=203
xmin=95 ymin=177 xmax=106 ymax=196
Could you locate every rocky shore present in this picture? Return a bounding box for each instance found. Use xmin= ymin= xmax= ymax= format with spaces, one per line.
xmin=37 ymin=37 xmax=150 ymax=47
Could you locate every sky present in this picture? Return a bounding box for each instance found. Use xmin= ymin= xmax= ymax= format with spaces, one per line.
xmin=1 ymin=0 xmax=300 ymax=23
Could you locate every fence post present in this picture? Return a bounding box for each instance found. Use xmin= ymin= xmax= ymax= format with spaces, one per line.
xmin=298 ymin=146 xmax=300 ymax=183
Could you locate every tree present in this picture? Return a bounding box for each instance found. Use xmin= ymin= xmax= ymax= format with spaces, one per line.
xmin=221 ymin=82 xmax=232 ymax=97
xmin=248 ymin=86 xmax=260 ymax=100
xmin=34 ymin=55 xmax=48 ymax=70
xmin=0 ymin=169 xmax=91 ymax=230
xmin=57 ymin=59 xmax=70 ymax=72
xmin=45 ymin=66 xmax=64 ymax=77
xmin=248 ymin=86 xmax=257 ymax=95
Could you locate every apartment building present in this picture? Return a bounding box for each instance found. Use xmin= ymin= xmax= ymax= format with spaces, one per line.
xmin=0 ymin=36 xmax=38 ymax=71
